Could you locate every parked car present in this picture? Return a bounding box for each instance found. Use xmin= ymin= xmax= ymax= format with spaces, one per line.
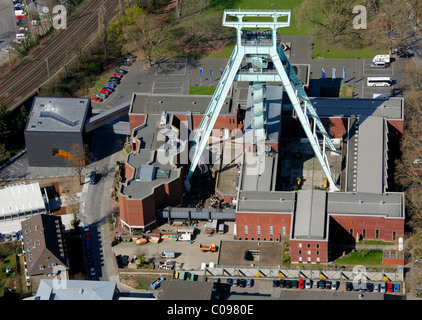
xmin=90 ymin=171 xmax=96 ymax=184
xmin=374 ymin=283 xmax=380 ymax=292
xmin=83 ymin=224 xmax=89 ymax=232
xmin=397 ymin=51 xmax=412 ymax=58
xmin=394 ymin=283 xmax=400 ymax=292
xmin=305 ymin=279 xmax=312 ymax=289
xmin=381 ymin=281 xmax=386 ymax=293
xmin=346 ymin=282 xmax=353 ymax=291
xmin=246 ymin=278 xmax=254 ymax=288
xmin=239 ymin=279 xmax=246 ymax=288
xmin=105 ymin=83 xmax=116 ymax=90
xmin=99 ymin=89 xmax=110 ymax=96
xmin=112 ymin=72 xmax=123 ymax=78
xmin=331 ymin=280 xmax=338 ymax=290
xmin=319 ymin=279 xmax=325 ymax=289
xmin=292 ymin=280 xmax=298 ymax=289
xmin=226 ymin=278 xmax=233 ymax=286
xmin=279 ymin=280 xmax=285 ymax=288
xmin=92 ymin=96 xmax=102 ymax=102
xmin=387 ymin=282 xmax=394 ymax=292
xmin=213 ymin=277 xmax=220 ymax=283
xmin=85 ymin=240 xmax=91 ymax=250
xmin=285 ymin=280 xmax=292 ymax=288
xmin=90 ymin=267 xmax=96 ymax=276
xmin=108 ymin=80 xmax=119 ymax=85
xmin=103 ymin=86 xmax=113 ymax=93
xmin=367 ymin=283 xmax=374 ymax=292
xmin=298 ymin=278 xmax=305 ymax=290
xmin=4 ymin=234 xmax=11 ymax=242
xmin=96 ymin=93 xmax=107 ymax=99
xmin=85 ymin=232 xmax=91 ymax=241
xmin=11 ymin=231 xmax=18 ymax=241
xmin=272 ymin=280 xmax=279 ymax=287
xmin=115 ymin=68 xmax=127 ymax=75
xmin=109 ymin=77 xmax=121 ymax=82
xmin=233 ymin=278 xmax=239 ymax=287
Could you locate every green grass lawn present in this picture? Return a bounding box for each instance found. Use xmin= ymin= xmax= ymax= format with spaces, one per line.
xmin=189 ymin=86 xmax=217 ymax=95
xmin=333 ymin=250 xmax=383 ymax=265
xmin=205 ymin=0 xmax=387 ymax=59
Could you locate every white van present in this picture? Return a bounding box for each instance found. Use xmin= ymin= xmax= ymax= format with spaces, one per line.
xmin=14 ymin=9 xmax=24 ymax=16
xmin=372 ymin=54 xmax=390 ymax=63
xmin=15 ymin=33 xmax=27 ymax=39
xmin=371 ymin=61 xmax=387 ymax=68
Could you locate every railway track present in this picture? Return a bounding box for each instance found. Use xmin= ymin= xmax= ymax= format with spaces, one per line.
xmin=0 ymin=0 xmax=117 ymax=110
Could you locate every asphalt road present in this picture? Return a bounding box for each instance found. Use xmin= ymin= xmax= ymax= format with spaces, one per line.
xmin=0 ymin=0 xmax=18 ymax=53
xmin=81 ymin=128 xmax=127 ymax=283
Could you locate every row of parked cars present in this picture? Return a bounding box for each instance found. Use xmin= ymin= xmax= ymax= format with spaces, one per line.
xmin=83 ymin=224 xmax=96 ymax=279
xmin=92 ymin=54 xmax=135 ymax=102
xmin=92 ymin=68 xmax=128 ymax=102
xmin=214 ymin=277 xmax=254 ymax=288
xmin=271 ymin=278 xmax=400 ymax=293
xmin=0 ymin=231 xmax=20 ymax=242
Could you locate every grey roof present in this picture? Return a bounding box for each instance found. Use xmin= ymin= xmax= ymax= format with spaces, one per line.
xmin=130 ymin=93 xmax=233 ymax=115
xmin=237 ymin=190 xmax=296 ymax=213
xmin=120 ymin=114 xmax=184 ymax=200
xmin=309 ymin=97 xmax=403 ymax=120
xmin=26 ymin=97 xmax=90 ymax=133
xmin=241 ymin=155 xmax=276 ymax=192
xmin=356 ymin=116 xmax=385 ymax=194
xmin=327 ymin=192 xmax=404 ymax=218
xmin=32 ymin=279 xmax=116 ymax=300
xmin=292 ymin=190 xmax=327 ymax=240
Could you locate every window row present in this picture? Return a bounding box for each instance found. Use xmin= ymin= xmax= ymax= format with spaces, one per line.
xmin=244 ymin=225 xmax=286 ymax=236
xmin=349 ymin=228 xmax=397 ymax=241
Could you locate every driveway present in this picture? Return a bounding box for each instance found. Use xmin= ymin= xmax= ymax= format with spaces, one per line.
xmin=0 ymin=0 xmax=18 ymax=58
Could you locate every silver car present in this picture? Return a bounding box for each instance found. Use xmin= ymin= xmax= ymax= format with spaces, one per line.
xmin=380 ymin=281 xmax=386 ymax=293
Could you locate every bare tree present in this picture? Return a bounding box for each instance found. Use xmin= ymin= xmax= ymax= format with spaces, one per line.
xmin=300 ymin=0 xmax=356 ymax=42
xmin=365 ymin=0 xmax=413 ymax=52
xmin=66 ymin=143 xmax=91 ymax=185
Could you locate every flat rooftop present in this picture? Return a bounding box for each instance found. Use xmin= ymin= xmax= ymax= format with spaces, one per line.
xmin=292 ymin=190 xmax=327 ymax=240
xmin=356 ymin=116 xmax=385 ymax=194
xmin=0 ymin=182 xmax=47 ymax=219
xmin=130 ymin=93 xmax=233 ymax=115
xmin=26 ymin=97 xmax=90 ymax=133
xmin=120 ymin=114 xmax=184 ymax=200
xmin=309 ymin=97 xmax=404 ymax=120
xmin=237 ymin=190 xmax=296 ymax=213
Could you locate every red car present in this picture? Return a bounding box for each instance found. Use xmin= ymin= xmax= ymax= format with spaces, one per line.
xmin=99 ymin=89 xmax=110 ymax=96
xmin=298 ymin=278 xmax=305 ymax=290
xmin=387 ymin=282 xmax=393 ymax=292
xmin=92 ymin=96 xmax=102 ymax=102
xmin=112 ymin=73 xmax=123 ymax=78
xmin=16 ymin=15 xmax=25 ymax=20
xmin=85 ymin=232 xmax=91 ymax=241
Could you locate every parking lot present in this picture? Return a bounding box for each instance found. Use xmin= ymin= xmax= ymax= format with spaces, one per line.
xmin=112 ymin=220 xmax=237 ymax=270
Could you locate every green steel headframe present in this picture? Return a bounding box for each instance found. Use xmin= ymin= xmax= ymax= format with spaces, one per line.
xmin=185 ymin=10 xmax=339 ymax=191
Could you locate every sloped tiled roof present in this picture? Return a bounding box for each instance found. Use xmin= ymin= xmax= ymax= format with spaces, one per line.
xmin=21 ymin=214 xmax=69 ymax=276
